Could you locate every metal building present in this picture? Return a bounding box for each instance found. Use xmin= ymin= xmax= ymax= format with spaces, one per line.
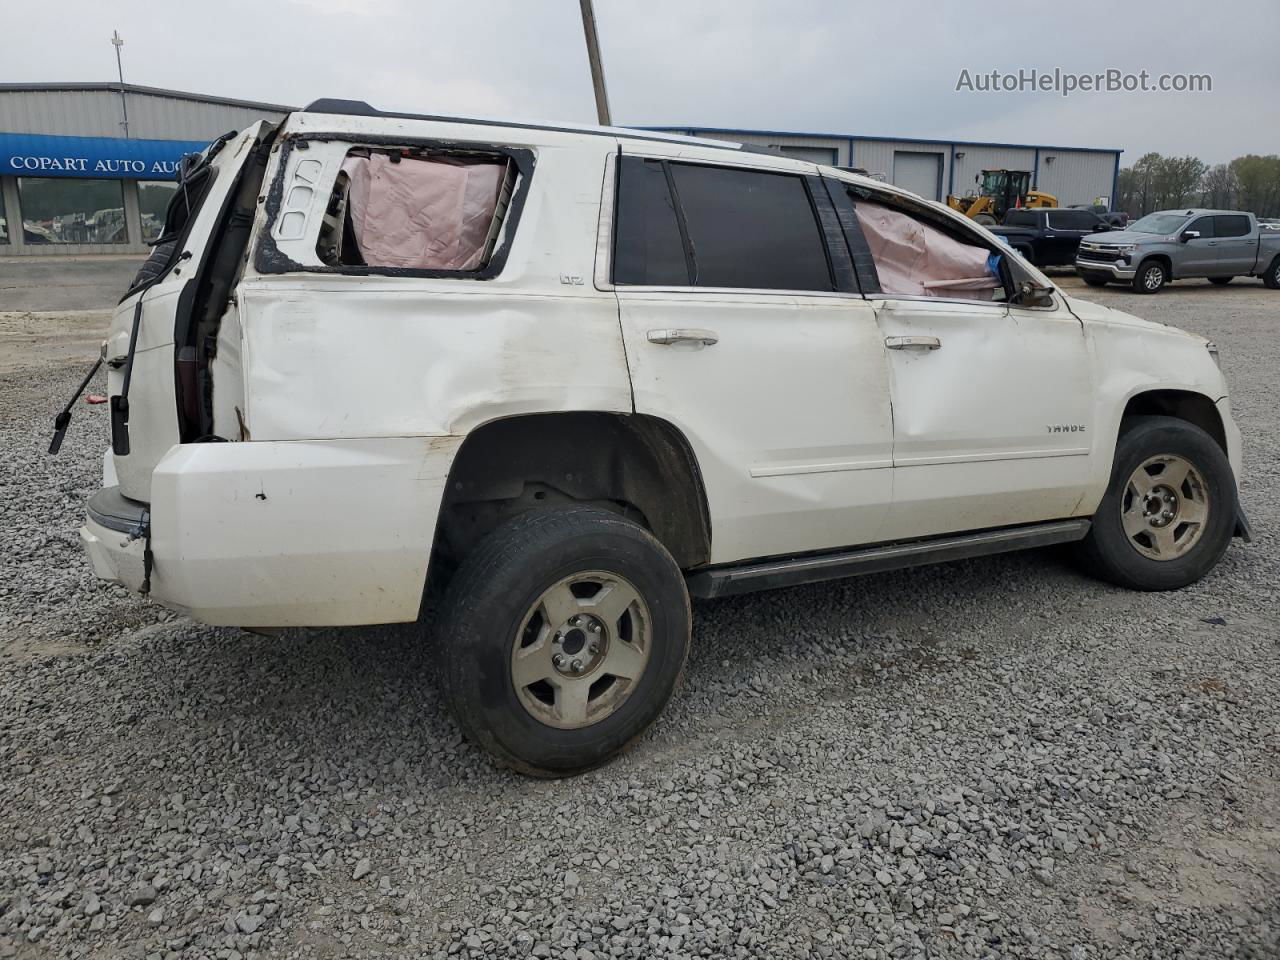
xmin=0 ymin=83 xmax=290 ymax=256
xmin=640 ymin=126 xmax=1123 ymax=212
xmin=0 ymin=83 xmax=1124 ymax=257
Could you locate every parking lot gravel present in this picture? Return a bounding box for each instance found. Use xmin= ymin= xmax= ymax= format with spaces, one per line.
xmin=1 ymin=276 xmax=1277 ymax=959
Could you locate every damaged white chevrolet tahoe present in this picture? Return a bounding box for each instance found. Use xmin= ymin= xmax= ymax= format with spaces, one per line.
xmin=72 ymin=100 xmax=1250 ymax=776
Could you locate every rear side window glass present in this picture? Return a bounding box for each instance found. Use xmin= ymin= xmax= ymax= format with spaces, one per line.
xmin=614 ymin=157 xmax=690 ymax=285
xmin=317 ymin=148 xmax=513 ymax=271
xmin=1048 ymin=210 xmax=1093 ymax=230
xmin=667 ymin=163 xmax=832 ymax=291
xmin=1186 ymin=216 xmax=1216 ymax=239
xmin=1003 ymin=210 xmax=1036 ymax=227
xmin=1214 ymin=214 xmax=1251 ymax=238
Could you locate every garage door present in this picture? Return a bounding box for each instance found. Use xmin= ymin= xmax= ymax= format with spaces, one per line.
xmin=773 ymin=145 xmax=839 ymax=165
xmin=892 ymin=151 xmax=942 ymax=200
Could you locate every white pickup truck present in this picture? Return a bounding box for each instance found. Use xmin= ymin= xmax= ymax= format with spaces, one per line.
xmin=71 ymin=101 xmax=1250 ymax=775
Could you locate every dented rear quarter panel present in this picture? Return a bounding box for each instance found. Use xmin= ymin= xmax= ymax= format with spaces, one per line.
xmin=238 ymin=116 xmax=631 ymax=443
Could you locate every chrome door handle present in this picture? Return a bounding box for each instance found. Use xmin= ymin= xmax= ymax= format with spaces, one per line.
xmin=647 ymin=328 xmax=719 ymax=346
xmin=885 ymin=335 xmax=941 ymax=351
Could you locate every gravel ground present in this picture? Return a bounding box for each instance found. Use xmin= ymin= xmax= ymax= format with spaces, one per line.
xmin=1 ymin=276 xmax=1277 ymax=959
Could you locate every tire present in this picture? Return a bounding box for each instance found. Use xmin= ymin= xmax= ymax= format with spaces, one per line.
xmin=1264 ymin=257 xmax=1280 ymax=290
xmin=974 ymin=214 xmax=998 ymax=226
xmin=1131 ymin=259 xmax=1167 ymax=294
xmin=1209 ymin=276 xmax=1234 ymax=286
xmin=1077 ymin=416 xmax=1236 ymax=591
xmin=1081 ymin=272 xmax=1110 ymax=287
xmin=437 ymin=505 xmax=691 ymax=777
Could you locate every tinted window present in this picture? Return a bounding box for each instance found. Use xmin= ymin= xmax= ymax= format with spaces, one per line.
xmin=668 ymin=163 xmax=832 ymax=291
xmin=1003 ymin=210 xmax=1036 ymax=227
xmin=614 ymin=158 xmax=690 ymax=285
xmin=1214 ymin=214 xmax=1251 ymax=238
xmin=1186 ymin=216 xmax=1216 ymax=239
xmin=1048 ymin=210 xmax=1097 ymax=230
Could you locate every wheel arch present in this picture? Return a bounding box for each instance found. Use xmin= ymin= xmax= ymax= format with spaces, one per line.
xmin=434 ymin=411 xmax=712 ymax=573
xmin=1121 ymin=388 xmax=1227 ymax=454
xmin=1136 ymin=252 xmax=1174 ymax=280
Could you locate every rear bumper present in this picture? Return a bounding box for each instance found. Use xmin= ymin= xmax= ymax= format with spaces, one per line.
xmin=80 ymin=436 xmax=463 ymax=627
xmin=1075 ymin=258 xmax=1136 ymax=279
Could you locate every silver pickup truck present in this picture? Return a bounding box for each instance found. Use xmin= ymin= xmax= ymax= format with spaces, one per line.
xmin=1076 ymin=209 xmax=1280 ymax=293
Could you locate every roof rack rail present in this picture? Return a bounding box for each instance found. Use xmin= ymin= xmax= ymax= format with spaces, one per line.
xmin=296 ymin=97 xmax=751 ymax=153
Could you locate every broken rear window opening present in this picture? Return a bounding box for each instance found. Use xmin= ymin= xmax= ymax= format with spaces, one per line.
xmin=124 ymin=156 xmax=217 ymax=296
xmin=317 ymin=148 xmax=515 ymax=272
xmin=848 ymin=191 xmax=1005 ymax=302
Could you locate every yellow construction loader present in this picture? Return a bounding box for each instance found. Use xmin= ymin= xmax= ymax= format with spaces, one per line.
xmin=946 ymin=169 xmax=1057 ymax=225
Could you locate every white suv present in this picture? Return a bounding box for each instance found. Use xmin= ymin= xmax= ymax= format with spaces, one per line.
xmin=74 ymin=100 xmax=1249 ymax=776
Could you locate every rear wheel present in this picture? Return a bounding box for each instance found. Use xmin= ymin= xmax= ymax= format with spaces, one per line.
xmin=1081 ymin=272 xmax=1110 ymax=287
xmin=1209 ymin=276 xmax=1234 ymax=286
xmin=1077 ymin=416 xmax=1236 ymax=590
xmin=1132 ymin=259 xmax=1167 ymax=294
xmin=437 ymin=506 xmax=690 ymax=777
xmin=1264 ymin=257 xmax=1280 ymax=290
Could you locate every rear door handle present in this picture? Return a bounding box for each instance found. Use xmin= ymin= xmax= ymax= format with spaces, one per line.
xmin=885 ymin=335 xmax=941 ymax=351
xmin=647 ymin=328 xmax=719 ymax=346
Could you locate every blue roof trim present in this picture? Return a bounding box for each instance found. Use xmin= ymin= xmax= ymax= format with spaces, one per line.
xmin=634 ymin=125 xmax=1123 ymax=156
xmin=0 ymin=131 xmax=211 ymax=180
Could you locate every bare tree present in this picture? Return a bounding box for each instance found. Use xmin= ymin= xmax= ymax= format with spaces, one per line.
xmin=1117 ymin=152 xmax=1280 ymax=219
xmin=1200 ymin=164 xmax=1237 ymax=209
xmin=1230 ymin=155 xmax=1280 ymax=218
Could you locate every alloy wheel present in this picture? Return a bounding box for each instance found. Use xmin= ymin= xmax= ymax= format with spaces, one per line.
xmin=510 ymin=571 xmax=651 ymax=729
xmin=1121 ymin=454 xmax=1210 ymax=560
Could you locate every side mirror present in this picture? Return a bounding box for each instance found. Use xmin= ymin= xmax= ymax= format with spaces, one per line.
xmin=1016 ymin=280 xmax=1055 ymax=307
xmin=1180 ymin=230 xmax=1200 ymax=243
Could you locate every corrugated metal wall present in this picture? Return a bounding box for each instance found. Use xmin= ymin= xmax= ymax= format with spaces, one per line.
xmin=689 ymin=131 xmax=852 ymax=166
xmin=0 ymin=89 xmax=288 ymax=140
xmin=1035 ymin=150 xmax=1118 ymax=207
xmin=951 ymin=147 xmax=1036 ymax=199
xmin=853 ymin=140 xmax=950 ymax=200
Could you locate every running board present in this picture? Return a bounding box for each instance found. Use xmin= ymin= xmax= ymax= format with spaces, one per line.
xmin=685 ymin=519 xmax=1091 ymax=600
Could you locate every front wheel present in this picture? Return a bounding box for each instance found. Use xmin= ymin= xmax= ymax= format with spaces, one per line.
xmin=974 ymin=214 xmax=998 ymax=226
xmin=1077 ymin=416 xmax=1236 ymax=591
xmin=437 ymin=506 xmax=691 ymax=777
xmin=1131 ymin=259 xmax=1167 ymax=294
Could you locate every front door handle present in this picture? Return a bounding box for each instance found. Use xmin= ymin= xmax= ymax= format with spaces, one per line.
xmin=647 ymin=328 xmax=719 ymax=346
xmin=885 ymin=335 xmax=941 ymax=351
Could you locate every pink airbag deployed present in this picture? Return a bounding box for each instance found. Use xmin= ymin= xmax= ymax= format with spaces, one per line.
xmin=854 ymin=201 xmax=999 ymax=299
xmin=341 ymin=153 xmax=505 ymax=270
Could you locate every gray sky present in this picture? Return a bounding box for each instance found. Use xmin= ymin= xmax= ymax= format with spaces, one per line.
xmin=10 ymin=0 xmax=1279 ymax=166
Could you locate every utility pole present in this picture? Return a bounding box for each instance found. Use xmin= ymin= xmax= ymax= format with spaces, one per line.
xmin=577 ymin=0 xmax=612 ymax=127
xmin=111 ymin=30 xmax=130 ymax=138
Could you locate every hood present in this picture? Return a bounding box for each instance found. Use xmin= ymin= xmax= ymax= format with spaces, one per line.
xmin=1063 ymin=293 xmax=1205 ymax=343
xmin=1082 ymin=229 xmax=1172 ymax=245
